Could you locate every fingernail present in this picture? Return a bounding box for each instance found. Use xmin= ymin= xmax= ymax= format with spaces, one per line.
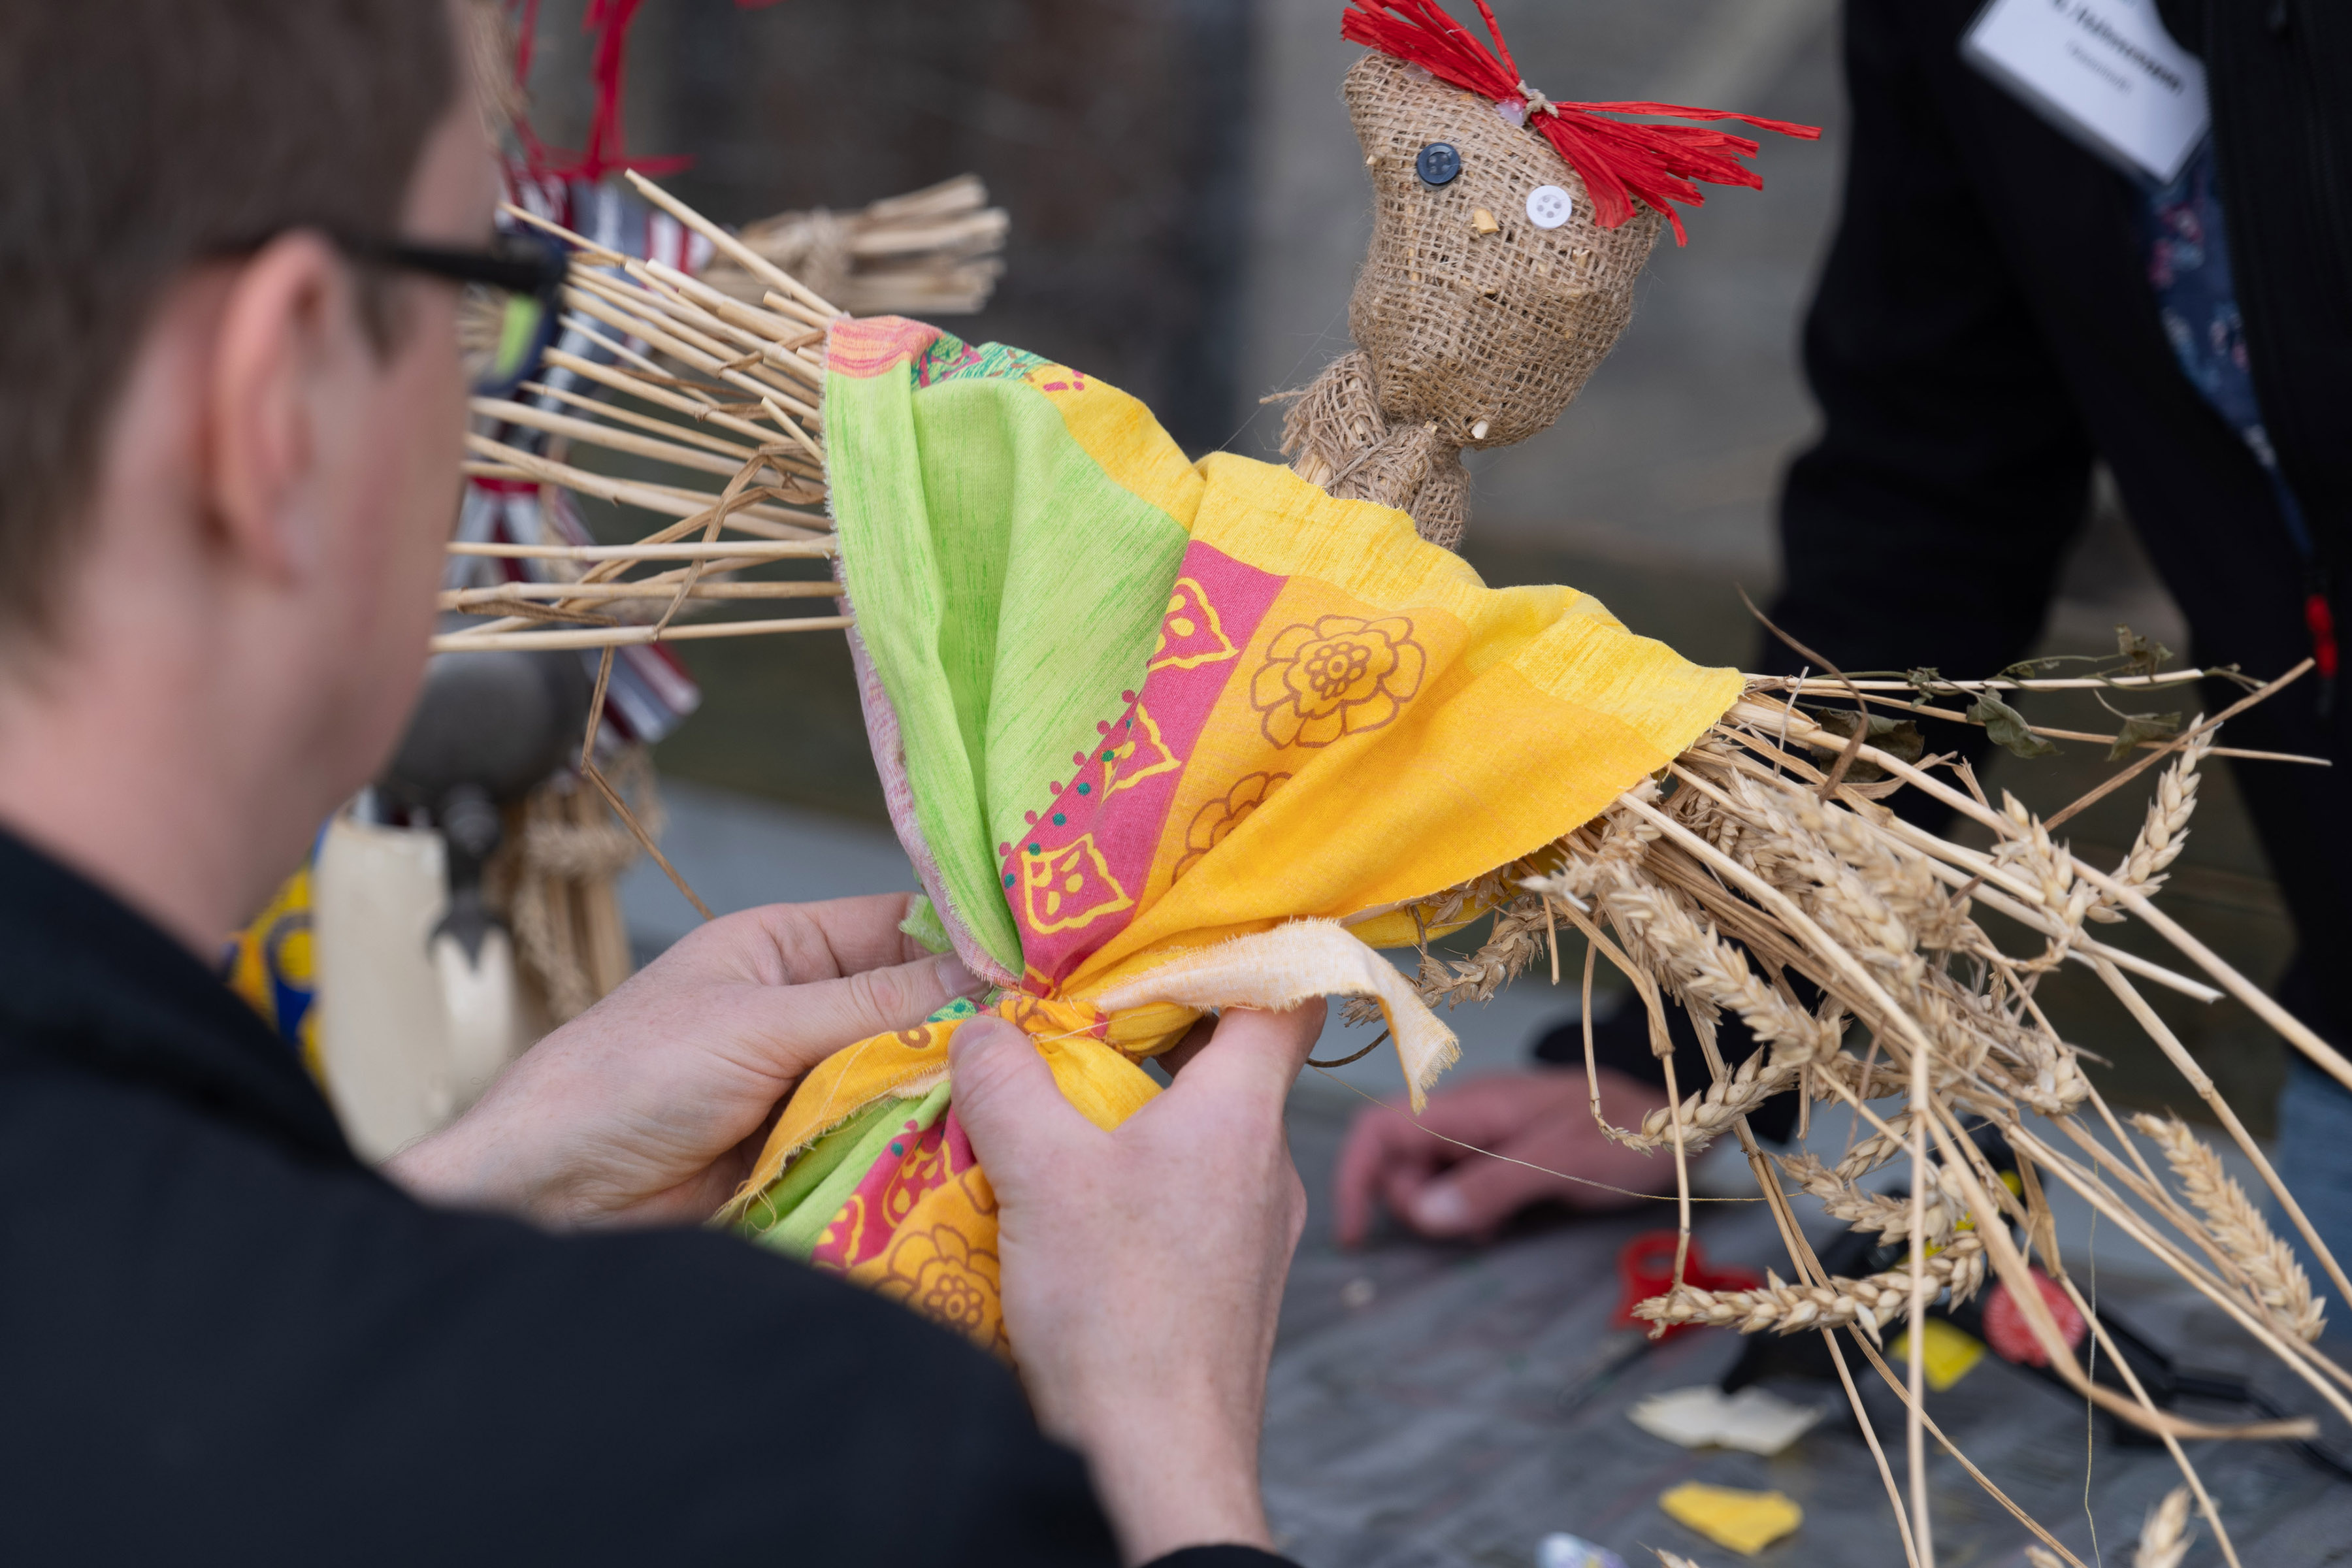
xmin=935 ymin=954 xmax=985 ymax=997
xmin=1413 ymin=1185 xmax=1470 ymax=1233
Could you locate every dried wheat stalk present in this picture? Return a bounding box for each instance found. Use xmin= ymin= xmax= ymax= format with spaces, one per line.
xmin=1386 ymin=669 xmax=2348 ymax=1563
xmin=701 ymin=174 xmax=1007 ymax=318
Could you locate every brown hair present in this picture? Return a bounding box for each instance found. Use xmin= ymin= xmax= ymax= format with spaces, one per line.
xmin=0 ymin=0 xmax=459 ymax=640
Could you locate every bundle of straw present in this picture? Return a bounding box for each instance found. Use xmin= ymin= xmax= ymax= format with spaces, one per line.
xmin=701 ymin=174 xmax=1007 ymax=318
xmin=455 ymin=176 xmax=2351 ymax=1568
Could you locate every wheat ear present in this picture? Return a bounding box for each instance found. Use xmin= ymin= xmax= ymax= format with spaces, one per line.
xmin=2094 ymin=725 xmax=2211 ymax=919
xmin=1780 ymin=1151 xmax=1955 ymax=1246
xmin=2132 ymin=1113 xmax=2326 ymax=1342
xmin=2133 ymin=1485 xmax=2193 ymax=1568
xmin=1633 ymin=1232 xmax=1985 ymax=1337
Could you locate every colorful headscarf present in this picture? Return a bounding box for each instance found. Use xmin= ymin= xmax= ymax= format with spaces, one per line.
xmin=726 ymin=318 xmax=1741 ymax=1351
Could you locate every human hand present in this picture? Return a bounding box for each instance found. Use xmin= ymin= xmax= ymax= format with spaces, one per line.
xmin=385 ymin=894 xmax=986 ymax=1228
xmin=949 ymin=1002 xmax=1325 ymax=1567
xmin=1331 ymin=1066 xmax=1672 ymax=1245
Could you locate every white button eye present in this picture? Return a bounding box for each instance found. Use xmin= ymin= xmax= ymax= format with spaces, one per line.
xmin=1526 ymin=184 xmax=1575 ymax=230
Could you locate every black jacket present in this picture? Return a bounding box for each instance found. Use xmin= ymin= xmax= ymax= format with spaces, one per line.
xmin=2161 ymin=0 xmax=2352 ymax=539
xmin=1767 ymin=0 xmax=2352 ymax=1025
xmin=1573 ymin=0 xmax=2352 ymax=1108
xmin=0 ymin=829 xmax=1278 ymax=1566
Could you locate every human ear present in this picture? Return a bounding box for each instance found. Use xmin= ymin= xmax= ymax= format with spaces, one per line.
xmin=204 ymin=231 xmax=367 ymax=582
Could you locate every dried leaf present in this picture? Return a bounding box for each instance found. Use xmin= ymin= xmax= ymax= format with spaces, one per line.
xmin=2106 ymin=710 xmax=2181 ymax=761
xmin=1806 ymin=710 xmax=1919 ymax=761
xmin=1968 ymin=691 xmax=2058 ymax=758
xmin=1806 ymin=710 xmax=1925 ymax=783
xmin=1904 ymin=666 xmax=1944 ymax=705
xmin=2115 ymin=623 xmax=2173 ymax=678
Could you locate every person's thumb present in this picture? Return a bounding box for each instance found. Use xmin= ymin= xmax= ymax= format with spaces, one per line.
xmin=948 ymin=1017 xmax=1092 ymax=1173
xmin=1405 ymin=1154 xmax=1560 ymax=1237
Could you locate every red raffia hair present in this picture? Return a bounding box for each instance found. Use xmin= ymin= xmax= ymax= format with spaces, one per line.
xmin=507 ymin=0 xmax=786 ymax=186
xmin=1341 ymin=0 xmax=1820 ymax=244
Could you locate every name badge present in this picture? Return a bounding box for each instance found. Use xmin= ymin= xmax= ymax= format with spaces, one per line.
xmin=1963 ymin=0 xmax=2210 ymax=182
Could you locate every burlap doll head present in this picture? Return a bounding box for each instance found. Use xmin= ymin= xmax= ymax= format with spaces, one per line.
xmin=1344 ymin=50 xmax=1663 ymax=457
xmin=1285 ymin=1 xmax=1816 ymax=550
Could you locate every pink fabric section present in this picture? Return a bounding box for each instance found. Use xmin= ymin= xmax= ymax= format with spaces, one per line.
xmin=808 ymin=1107 xmax=979 ymax=1273
xmin=826 ymin=314 xmax=943 ymax=378
xmin=1006 ymin=541 xmax=1287 ymax=985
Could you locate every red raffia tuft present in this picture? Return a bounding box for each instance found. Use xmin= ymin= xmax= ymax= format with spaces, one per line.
xmin=1340 ymin=0 xmax=1820 ymax=244
xmin=508 ymin=0 xmax=787 ymax=186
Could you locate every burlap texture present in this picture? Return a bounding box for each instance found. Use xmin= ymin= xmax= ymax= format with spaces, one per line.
xmin=1347 ymin=52 xmax=1662 ymax=449
xmin=1284 ymin=52 xmax=1661 ymax=552
xmin=1279 ymin=355 xmax=1470 ymax=551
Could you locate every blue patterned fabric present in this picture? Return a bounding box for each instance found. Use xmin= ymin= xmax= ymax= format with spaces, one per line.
xmin=2140 ymin=144 xmax=2312 ymax=553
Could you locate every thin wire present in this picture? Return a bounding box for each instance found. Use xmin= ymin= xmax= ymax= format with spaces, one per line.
xmin=1307 ymin=1028 xmax=1389 ymax=1069
xmin=1217 ymin=300 xmax=1354 ymax=455
xmin=1307 ymin=1061 xmax=1763 ymax=1203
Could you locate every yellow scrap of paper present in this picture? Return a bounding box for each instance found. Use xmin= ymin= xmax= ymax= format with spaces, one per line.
xmin=1658 ymin=1482 xmax=1803 ymax=1556
xmin=1889 ymin=1318 xmax=1987 ymax=1393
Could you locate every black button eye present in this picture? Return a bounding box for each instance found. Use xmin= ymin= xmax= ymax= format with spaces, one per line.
xmin=1415 ymin=142 xmax=1462 ymax=187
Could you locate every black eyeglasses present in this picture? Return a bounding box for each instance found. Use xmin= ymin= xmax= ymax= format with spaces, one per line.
xmin=213 ymin=227 xmax=572 ymax=399
xmin=340 ymin=231 xmax=571 ymax=299
xmin=338 ymin=231 xmax=571 ymax=400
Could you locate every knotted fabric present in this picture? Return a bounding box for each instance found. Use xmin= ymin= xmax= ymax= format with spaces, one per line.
xmin=724 ymin=316 xmax=1742 ymax=1352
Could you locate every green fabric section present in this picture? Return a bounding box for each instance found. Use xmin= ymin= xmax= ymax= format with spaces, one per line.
xmin=898 ymin=894 xmax=952 ymax=956
xmin=738 ymin=1096 xmax=896 ymax=1247
xmin=828 ymin=355 xmax=1190 ymax=973
xmin=737 ymin=993 xmax=981 ymax=1252
xmin=742 ymin=1078 xmax=955 ymax=1260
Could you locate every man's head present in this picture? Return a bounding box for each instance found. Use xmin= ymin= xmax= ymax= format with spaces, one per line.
xmin=0 ymin=1 xmax=500 ymax=947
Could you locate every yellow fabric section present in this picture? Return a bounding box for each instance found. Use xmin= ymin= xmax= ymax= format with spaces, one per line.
xmin=841 ymin=1160 xmax=1011 ymax=1356
xmin=1342 ymin=906 xmax=1488 ymax=949
xmin=1187 ymin=453 xmax=1740 ymax=735
xmin=742 ymin=446 xmax=1738 ymax=1221
xmin=1028 ymin=366 xmax=1206 ymax=531
xmin=1054 ymin=459 xmax=1739 ymax=996
xmin=737 ymin=999 xmax=1166 ymax=1203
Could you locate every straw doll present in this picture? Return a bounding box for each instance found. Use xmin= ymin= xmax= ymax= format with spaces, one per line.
xmin=1284 ymin=1 xmax=1818 ymax=549
xmin=445 ymin=13 xmax=2352 ymax=1552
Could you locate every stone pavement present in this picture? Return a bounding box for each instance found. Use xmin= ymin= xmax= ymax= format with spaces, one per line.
xmin=1273 ymin=1083 xmax=2352 ymax=1568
